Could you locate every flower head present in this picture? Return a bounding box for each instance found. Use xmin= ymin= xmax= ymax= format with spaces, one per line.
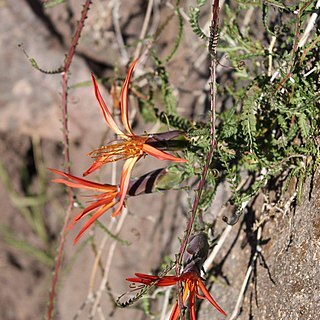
xmin=50 ymin=167 xmax=169 ymax=243
xmin=126 ymin=232 xmax=226 ymax=319
xmin=126 ymin=271 xmax=226 ymax=320
xmin=85 ymin=59 xmax=186 ymax=175
xmin=49 ymin=168 xmax=119 ymax=243
xmin=85 ymin=60 xmax=186 ymax=217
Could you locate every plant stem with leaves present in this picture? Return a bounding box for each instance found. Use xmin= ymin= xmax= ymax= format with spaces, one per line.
xmin=175 ymin=0 xmax=220 ymax=318
xmin=47 ymin=1 xmax=92 ymax=319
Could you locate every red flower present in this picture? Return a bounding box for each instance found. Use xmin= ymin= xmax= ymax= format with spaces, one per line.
xmin=126 ymin=271 xmax=227 ymax=320
xmin=49 ymin=168 xmax=119 ymax=243
xmin=85 ymin=60 xmax=186 ymax=218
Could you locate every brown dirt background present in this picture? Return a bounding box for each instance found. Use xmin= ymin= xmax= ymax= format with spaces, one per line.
xmin=0 ymin=1 xmax=319 ymax=320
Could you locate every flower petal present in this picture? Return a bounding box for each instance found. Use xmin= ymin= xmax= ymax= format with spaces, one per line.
xmin=120 ymin=59 xmax=138 ymax=136
xmin=169 ymin=284 xmax=190 ymax=320
xmin=111 ymin=156 xmax=139 ymax=217
xmin=127 ymin=273 xmax=179 ymax=286
xmin=189 ymin=286 xmax=196 ymax=320
xmin=156 ymin=279 xmax=178 ymax=286
xmin=126 ymin=273 xmax=159 ymax=285
xmin=73 ymin=197 xmax=116 ymax=223
xmin=126 ymin=277 xmax=150 ymax=284
xmin=169 ymin=302 xmax=180 ymax=320
xmin=73 ymin=201 xmax=116 ymax=244
xmin=197 ymin=279 xmax=227 ymax=316
xmin=83 ymin=156 xmax=107 ymax=177
xmin=134 ymin=273 xmax=160 ymax=280
xmin=142 ymin=144 xmax=187 ymax=162
xmin=91 ymin=74 xmax=125 ymax=136
xmin=49 ymin=168 xmax=116 ymax=192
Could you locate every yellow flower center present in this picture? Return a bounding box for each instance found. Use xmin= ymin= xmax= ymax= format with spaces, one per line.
xmin=88 ymin=136 xmax=148 ymax=162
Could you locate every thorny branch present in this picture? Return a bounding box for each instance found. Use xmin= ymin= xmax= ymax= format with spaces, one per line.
xmin=47 ymin=1 xmax=92 ymax=319
xmin=175 ymin=0 xmax=220 ymax=318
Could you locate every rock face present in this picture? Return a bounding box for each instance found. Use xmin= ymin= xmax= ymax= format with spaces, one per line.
xmin=225 ymin=174 xmax=319 ymax=320
xmin=245 ymin=175 xmax=320 ymax=320
xmin=204 ymin=175 xmax=320 ymax=320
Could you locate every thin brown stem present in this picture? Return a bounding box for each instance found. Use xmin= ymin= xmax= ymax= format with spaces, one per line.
xmin=47 ymin=1 xmax=92 ymax=319
xmin=276 ymin=0 xmax=314 ymax=91
xmin=175 ymin=0 xmax=220 ymax=318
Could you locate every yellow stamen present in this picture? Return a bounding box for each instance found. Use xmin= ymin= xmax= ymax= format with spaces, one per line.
xmin=88 ymin=137 xmax=148 ymax=162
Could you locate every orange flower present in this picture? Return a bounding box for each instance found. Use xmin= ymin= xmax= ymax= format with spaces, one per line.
xmin=126 ymin=271 xmax=227 ymax=320
xmin=49 ymin=168 xmax=119 ymax=243
xmin=84 ymin=60 xmax=186 ymax=218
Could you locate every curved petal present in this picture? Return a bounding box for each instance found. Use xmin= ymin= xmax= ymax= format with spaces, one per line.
xmin=182 ymin=282 xmax=190 ymax=302
xmin=197 ymin=279 xmax=227 ymax=316
xmin=169 ymin=302 xmax=179 ymax=320
xmin=126 ymin=273 xmax=159 ymax=285
xmin=49 ymin=168 xmax=116 ymax=192
xmin=83 ymin=157 xmax=107 ymax=177
xmin=156 ymin=278 xmax=179 ymax=286
xmin=189 ymin=285 xmax=196 ymax=320
xmin=52 ymin=179 xmax=109 ymax=192
xmin=169 ymin=284 xmax=190 ymax=320
xmin=134 ymin=273 xmax=160 ymax=280
xmin=91 ymin=74 xmax=125 ymax=136
xmin=142 ymin=144 xmax=187 ymax=162
xmin=111 ymin=156 xmax=139 ymax=217
xmin=129 ymin=274 xmax=181 ymax=286
xmin=125 ymin=277 xmax=151 ymax=284
xmin=73 ymin=200 xmax=116 ymax=244
xmin=73 ymin=196 xmax=116 ymax=223
xmin=120 ymin=59 xmax=138 ymax=136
